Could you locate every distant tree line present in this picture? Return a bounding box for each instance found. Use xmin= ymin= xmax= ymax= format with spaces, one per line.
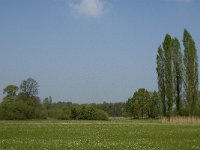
xmin=42 ymin=98 xmax=111 ymax=120
xmin=88 ymin=102 xmax=125 ymax=117
xmin=0 ymin=78 xmax=126 ymax=120
xmin=43 ymin=99 xmax=125 ymax=120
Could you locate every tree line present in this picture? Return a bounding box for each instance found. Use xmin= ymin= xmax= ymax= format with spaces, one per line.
xmin=0 ymin=78 xmax=125 ymax=120
xmin=42 ymin=97 xmax=124 ymax=120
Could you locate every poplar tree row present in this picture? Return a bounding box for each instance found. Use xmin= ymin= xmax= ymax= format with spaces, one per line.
xmin=156 ymin=29 xmax=199 ymax=117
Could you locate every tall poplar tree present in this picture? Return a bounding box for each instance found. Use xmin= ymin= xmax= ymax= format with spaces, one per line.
xmin=172 ymin=38 xmax=183 ymax=114
xmin=183 ymin=29 xmax=199 ymax=116
xmin=156 ymin=46 xmax=166 ymax=116
xmin=163 ymin=34 xmax=173 ymax=118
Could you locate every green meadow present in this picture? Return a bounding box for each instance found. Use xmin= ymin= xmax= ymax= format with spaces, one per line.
xmin=0 ymin=120 xmax=200 ymax=150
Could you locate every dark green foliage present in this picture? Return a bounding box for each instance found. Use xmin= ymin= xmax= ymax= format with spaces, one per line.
xmin=125 ymin=98 xmax=134 ymax=117
xmin=0 ymin=97 xmax=26 ymax=120
xmin=94 ymin=109 xmax=109 ymax=120
xmin=149 ymin=91 xmax=161 ymax=118
xmin=77 ymin=105 xmax=108 ymax=120
xmin=172 ymin=38 xmax=183 ymax=114
xmin=77 ymin=106 xmax=92 ymax=120
xmin=70 ymin=107 xmax=79 ymax=119
xmin=0 ymin=95 xmax=46 ymax=120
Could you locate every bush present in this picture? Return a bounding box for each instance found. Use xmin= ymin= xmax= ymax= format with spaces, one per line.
xmin=93 ymin=109 xmax=109 ymax=120
xmin=77 ymin=106 xmax=108 ymax=120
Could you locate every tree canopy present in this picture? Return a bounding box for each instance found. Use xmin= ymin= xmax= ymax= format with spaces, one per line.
xmin=3 ymin=85 xmax=19 ymax=97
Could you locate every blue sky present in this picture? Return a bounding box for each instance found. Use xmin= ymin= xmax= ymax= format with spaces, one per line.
xmin=0 ymin=0 xmax=200 ymax=103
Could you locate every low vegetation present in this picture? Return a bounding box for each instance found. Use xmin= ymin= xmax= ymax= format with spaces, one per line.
xmin=0 ymin=120 xmax=200 ymax=150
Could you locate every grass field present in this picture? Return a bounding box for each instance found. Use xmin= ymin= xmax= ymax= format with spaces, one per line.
xmin=0 ymin=120 xmax=200 ymax=150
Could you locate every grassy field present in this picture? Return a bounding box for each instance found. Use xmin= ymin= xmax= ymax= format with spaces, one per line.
xmin=0 ymin=120 xmax=200 ymax=150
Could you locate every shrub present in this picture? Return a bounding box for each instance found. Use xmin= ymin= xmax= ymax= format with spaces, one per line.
xmin=77 ymin=106 xmax=108 ymax=120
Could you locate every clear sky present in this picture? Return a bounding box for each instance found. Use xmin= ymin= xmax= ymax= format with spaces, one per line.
xmin=0 ymin=0 xmax=200 ymax=103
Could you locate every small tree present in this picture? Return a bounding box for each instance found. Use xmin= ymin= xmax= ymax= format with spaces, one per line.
xmin=129 ymin=88 xmax=151 ymax=119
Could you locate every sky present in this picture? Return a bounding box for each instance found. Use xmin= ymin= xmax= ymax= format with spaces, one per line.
xmin=0 ymin=0 xmax=200 ymax=103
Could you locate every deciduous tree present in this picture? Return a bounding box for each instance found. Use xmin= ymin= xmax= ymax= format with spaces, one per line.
xmin=183 ymin=29 xmax=199 ymax=116
xmin=163 ymin=34 xmax=173 ymax=118
xmin=20 ymin=78 xmax=38 ymax=97
xmin=131 ymin=88 xmax=151 ymax=118
xmin=156 ymin=46 xmax=166 ymax=116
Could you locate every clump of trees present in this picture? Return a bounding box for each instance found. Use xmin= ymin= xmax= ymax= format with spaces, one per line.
xmin=156 ymin=29 xmax=200 ymax=118
xmin=0 ymin=78 xmax=46 ymax=120
xmin=0 ymin=78 xmax=109 ymax=120
xmin=125 ymin=89 xmax=161 ymax=119
xmin=125 ymin=29 xmax=200 ymax=119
